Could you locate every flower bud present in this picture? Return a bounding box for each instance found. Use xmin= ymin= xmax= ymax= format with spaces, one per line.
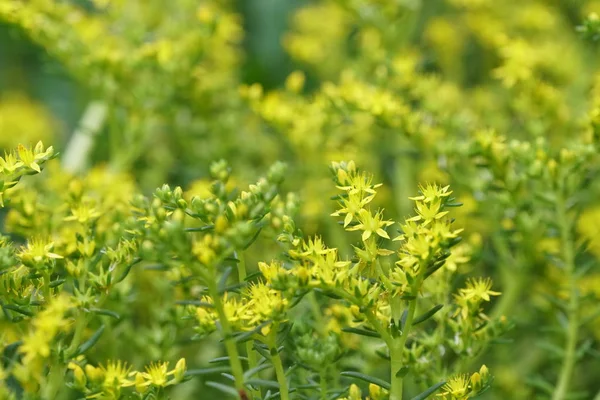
xmin=173 ymin=358 xmax=186 ymax=383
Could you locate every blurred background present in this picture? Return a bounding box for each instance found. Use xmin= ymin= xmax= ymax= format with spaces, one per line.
xmin=3 ymin=1 xmax=600 ymax=399
xmin=0 ymin=0 xmax=302 ymax=167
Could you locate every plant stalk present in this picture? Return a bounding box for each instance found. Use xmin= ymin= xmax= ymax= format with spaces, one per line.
xmin=237 ymin=252 xmax=260 ymax=400
xmin=390 ymin=298 xmax=417 ymax=400
xmin=209 ymin=281 xmax=245 ymax=396
xmin=269 ymin=324 xmax=290 ymax=400
xmin=552 ymin=192 xmax=579 ymax=400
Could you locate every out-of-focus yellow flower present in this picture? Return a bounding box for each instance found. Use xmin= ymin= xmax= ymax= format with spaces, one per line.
xmin=0 ymin=93 xmax=57 ymax=149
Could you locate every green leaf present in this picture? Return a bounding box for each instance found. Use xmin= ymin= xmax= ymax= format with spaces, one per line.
xmin=218 ymin=282 xmax=247 ymax=295
xmin=409 ymin=381 xmax=446 ymax=400
xmin=114 ymin=258 xmax=141 ymax=283
xmin=398 ymin=293 xmax=417 ymax=300
xmin=244 ymin=271 xmax=263 ymax=282
xmin=535 ymin=341 xmax=564 ymax=359
xmin=276 ymin=322 xmax=294 ymax=347
xmin=185 ymin=225 xmax=214 ymax=232
xmin=341 ymin=327 xmax=381 ymax=338
xmin=218 ymin=266 xmax=233 ymax=293
xmin=204 ymin=381 xmax=239 ymax=398
xmin=232 ymin=321 xmax=269 ymax=343
xmin=253 ymin=343 xmax=271 ymax=360
xmin=185 ymin=367 xmax=231 ymax=376
xmin=424 ymin=262 xmax=445 ymax=279
xmin=401 ymin=309 xmax=408 ymax=330
xmin=75 ymin=325 xmax=105 ymax=356
xmin=245 ymin=379 xmax=280 ymax=389
xmin=243 ymin=363 xmax=272 ymax=379
xmin=176 ymin=300 xmax=214 ymax=308
xmin=525 ymin=375 xmax=554 ymax=394
xmin=243 ymin=227 xmax=263 ymax=250
xmin=413 ymin=305 xmax=443 ymax=326
xmin=340 ymin=371 xmax=391 ymax=390
xmin=49 ymin=279 xmax=66 ymax=288
xmin=209 ymin=356 xmax=249 ymax=364
xmin=3 ymin=304 xmax=33 ymax=317
xmin=90 ymin=308 xmax=120 ymax=320
xmin=395 ymin=366 xmax=409 ymax=378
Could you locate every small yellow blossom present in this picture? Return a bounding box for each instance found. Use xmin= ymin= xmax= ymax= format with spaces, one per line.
xmin=460 ymin=278 xmax=501 ymax=302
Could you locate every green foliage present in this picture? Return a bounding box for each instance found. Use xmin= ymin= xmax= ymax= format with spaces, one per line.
xmin=1 ymin=1 xmax=600 ymax=400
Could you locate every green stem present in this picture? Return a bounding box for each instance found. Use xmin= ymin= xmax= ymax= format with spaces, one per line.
xmin=491 ymin=271 xmax=523 ymax=320
xmin=489 ymin=233 xmax=523 ymax=320
xmin=42 ymin=362 xmax=65 ymax=399
xmin=209 ymin=281 xmax=245 ymax=396
xmin=268 ymin=324 xmax=290 ymax=400
xmin=65 ymin=313 xmax=88 ymax=358
xmin=320 ymin=368 xmax=328 ymax=400
xmin=390 ymin=298 xmax=417 ymax=400
xmin=324 ymin=286 xmax=392 ymax=345
xmin=237 ymin=253 xmax=260 ymax=400
xmin=43 ymin=272 xmax=52 ymax=301
xmin=375 ymin=258 xmax=394 ymax=293
xmin=552 ymin=193 xmax=579 ymax=400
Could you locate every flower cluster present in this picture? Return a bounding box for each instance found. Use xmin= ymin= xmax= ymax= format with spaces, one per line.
xmin=437 ymin=365 xmax=492 ymax=400
xmin=0 ymin=141 xmax=54 ymax=206
xmin=69 ymin=358 xmax=186 ymax=399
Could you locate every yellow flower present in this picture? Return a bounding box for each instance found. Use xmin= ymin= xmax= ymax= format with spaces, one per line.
xmin=245 ymin=283 xmax=289 ymax=326
xmin=69 ymin=362 xmax=87 ymax=388
xmin=347 ymin=209 xmax=394 ymax=241
xmin=19 ymin=295 xmax=71 ymax=363
xmin=285 ymin=71 xmax=306 ymax=93
xmin=460 ymin=278 xmax=501 ymax=302
xmin=99 ymin=360 xmax=134 ymax=389
xmin=16 ymin=142 xmax=53 ymax=173
xmin=437 ymin=374 xmax=470 ymax=399
xmin=173 ymin=358 xmax=186 ymax=382
xmin=137 ymin=358 xmax=187 ymax=388
xmin=85 ymin=365 xmax=104 ymax=385
xmin=140 ymin=361 xmax=169 ymax=387
xmin=409 ymin=183 xmax=452 ymax=203
xmin=64 ymin=201 xmax=102 ymax=224
xmin=0 ymin=151 xmax=23 ymax=174
xmin=134 ymin=372 xmax=147 ymax=393
xmin=408 ymin=199 xmax=449 ymax=226
xmin=258 ymin=261 xmax=289 ymax=284
xmin=17 ymin=238 xmax=63 ymax=267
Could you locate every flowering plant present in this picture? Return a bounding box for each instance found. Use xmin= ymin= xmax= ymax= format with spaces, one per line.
xmin=2 ymin=0 xmax=600 ymax=399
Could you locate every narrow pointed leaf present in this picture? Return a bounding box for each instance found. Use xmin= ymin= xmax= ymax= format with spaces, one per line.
xmin=209 ymin=356 xmax=249 ymax=364
xmin=75 ymin=325 xmax=105 ymax=356
xmin=243 ymin=363 xmax=272 ymax=379
xmin=245 ymin=379 xmax=280 ymax=389
xmin=342 ymin=327 xmax=381 ymax=338
xmin=218 ymin=266 xmax=233 ymax=293
xmin=409 ymin=381 xmax=446 ymax=400
xmin=3 ymin=305 xmax=33 ymax=317
xmin=185 ymin=225 xmax=214 ymax=232
xmin=185 ymin=367 xmax=231 ymax=376
xmin=340 ymin=371 xmax=390 ymax=390
xmin=49 ymin=279 xmax=66 ymax=288
xmin=243 ymin=228 xmax=263 ymax=250
xmin=205 ymin=381 xmax=239 ymax=398
xmin=90 ymin=308 xmax=120 ymax=320
xmin=413 ymin=305 xmax=443 ymax=326
xmin=395 ymin=366 xmax=409 ymax=378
